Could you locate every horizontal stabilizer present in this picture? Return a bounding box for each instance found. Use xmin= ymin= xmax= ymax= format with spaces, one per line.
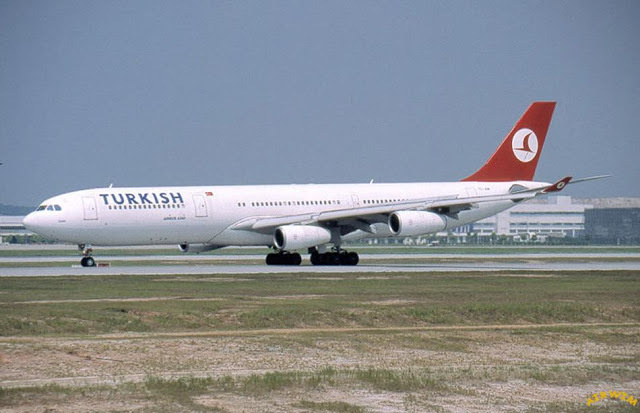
xmin=567 ymin=175 xmax=611 ymax=185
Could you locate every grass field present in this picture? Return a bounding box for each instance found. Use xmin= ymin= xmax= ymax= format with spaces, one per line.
xmin=1 ymin=271 xmax=639 ymax=336
xmin=1 ymin=264 xmax=639 ymax=411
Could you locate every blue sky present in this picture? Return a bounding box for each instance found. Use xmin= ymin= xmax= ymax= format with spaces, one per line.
xmin=2 ymin=1 xmax=639 ymax=206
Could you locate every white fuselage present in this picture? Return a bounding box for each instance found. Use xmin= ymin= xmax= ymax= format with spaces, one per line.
xmin=23 ymin=180 xmax=545 ymax=248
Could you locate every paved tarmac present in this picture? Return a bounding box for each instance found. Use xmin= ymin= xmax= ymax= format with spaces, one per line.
xmin=2 ymin=249 xmax=639 ymax=277
xmin=1 ymin=260 xmax=639 ymax=277
xmin=2 ymin=252 xmax=640 ymax=264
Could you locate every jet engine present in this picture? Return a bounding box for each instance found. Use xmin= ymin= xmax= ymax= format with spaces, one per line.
xmin=273 ymin=225 xmax=332 ymax=251
xmin=178 ymin=243 xmax=221 ymax=254
xmin=388 ymin=211 xmax=447 ymax=237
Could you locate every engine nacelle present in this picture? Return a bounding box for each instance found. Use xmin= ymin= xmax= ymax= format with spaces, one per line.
xmin=389 ymin=211 xmax=447 ymax=237
xmin=178 ymin=243 xmax=221 ymax=254
xmin=273 ymin=225 xmax=332 ymax=251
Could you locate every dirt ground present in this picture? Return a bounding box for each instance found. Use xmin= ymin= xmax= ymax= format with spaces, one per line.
xmin=2 ymin=323 xmax=639 ymax=412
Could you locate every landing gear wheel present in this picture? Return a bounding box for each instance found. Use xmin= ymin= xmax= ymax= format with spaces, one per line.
xmin=79 ymin=244 xmax=96 ymax=267
xmin=266 ymin=252 xmax=302 ymax=266
xmin=346 ymin=252 xmax=359 ymax=266
xmin=290 ymin=253 xmax=302 ymax=266
xmin=81 ymin=256 xmax=96 ymax=267
xmin=310 ymin=251 xmax=359 ymax=266
xmin=339 ymin=252 xmax=356 ymax=266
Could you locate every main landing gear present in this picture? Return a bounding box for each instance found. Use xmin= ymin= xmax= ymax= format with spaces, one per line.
xmin=78 ymin=244 xmax=96 ymax=267
xmin=266 ymin=251 xmax=302 ymax=266
xmin=310 ymin=249 xmax=359 ymax=266
xmin=265 ymin=248 xmax=360 ymax=266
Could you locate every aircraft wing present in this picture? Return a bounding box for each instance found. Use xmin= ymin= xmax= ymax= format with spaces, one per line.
xmin=230 ymin=175 xmax=606 ymax=233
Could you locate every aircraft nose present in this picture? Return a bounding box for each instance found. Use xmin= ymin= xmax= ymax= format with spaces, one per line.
xmin=22 ymin=212 xmax=38 ymax=231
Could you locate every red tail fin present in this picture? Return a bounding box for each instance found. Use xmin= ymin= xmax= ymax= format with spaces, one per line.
xmin=462 ymin=102 xmax=556 ymax=182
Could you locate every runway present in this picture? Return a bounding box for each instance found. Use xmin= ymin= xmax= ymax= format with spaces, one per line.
xmin=2 ymin=260 xmax=639 ymax=277
xmin=2 ymin=252 xmax=640 ymax=263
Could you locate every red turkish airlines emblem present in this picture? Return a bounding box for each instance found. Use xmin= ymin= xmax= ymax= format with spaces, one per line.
xmin=511 ymin=128 xmax=539 ymax=163
xmin=515 ymin=133 xmax=534 ymax=153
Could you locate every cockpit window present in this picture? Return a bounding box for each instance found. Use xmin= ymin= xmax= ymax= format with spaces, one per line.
xmin=36 ymin=204 xmax=62 ymax=211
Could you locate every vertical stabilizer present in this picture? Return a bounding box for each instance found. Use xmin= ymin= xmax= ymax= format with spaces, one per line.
xmin=462 ymin=102 xmax=556 ymax=182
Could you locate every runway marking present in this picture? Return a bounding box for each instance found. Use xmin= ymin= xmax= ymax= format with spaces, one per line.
xmin=2 ymin=322 xmax=638 ymax=343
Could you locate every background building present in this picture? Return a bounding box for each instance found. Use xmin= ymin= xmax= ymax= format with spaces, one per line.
xmin=469 ymin=197 xmax=640 ymax=243
xmin=473 ymin=196 xmax=593 ymax=240
xmin=0 ymin=216 xmax=31 ymax=244
xmin=582 ymin=198 xmax=640 ymax=244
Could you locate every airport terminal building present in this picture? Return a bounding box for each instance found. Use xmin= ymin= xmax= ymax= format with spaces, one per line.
xmin=582 ymin=198 xmax=640 ymax=244
xmin=472 ymin=196 xmax=591 ymax=240
xmin=0 ymin=216 xmax=31 ymax=244
xmin=469 ymin=196 xmax=640 ymax=243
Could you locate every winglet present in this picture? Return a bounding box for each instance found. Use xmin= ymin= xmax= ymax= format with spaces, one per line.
xmin=462 ymin=102 xmax=556 ymax=182
xmin=542 ymin=176 xmax=572 ymax=193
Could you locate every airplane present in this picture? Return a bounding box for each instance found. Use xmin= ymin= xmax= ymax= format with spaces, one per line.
xmin=23 ymin=102 xmax=606 ymax=267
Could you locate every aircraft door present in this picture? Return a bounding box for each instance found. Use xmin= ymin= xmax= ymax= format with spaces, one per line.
xmin=82 ymin=197 xmax=98 ymax=220
xmin=351 ymin=194 xmax=361 ymax=207
xmin=193 ymin=195 xmax=208 ymax=217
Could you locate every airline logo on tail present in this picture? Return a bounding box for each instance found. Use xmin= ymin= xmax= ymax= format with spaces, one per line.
xmin=461 ymin=101 xmax=555 ymax=182
xmin=511 ymin=128 xmax=538 ymax=163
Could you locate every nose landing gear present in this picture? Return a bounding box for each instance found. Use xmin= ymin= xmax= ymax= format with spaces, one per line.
xmin=78 ymin=244 xmax=96 ymax=267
